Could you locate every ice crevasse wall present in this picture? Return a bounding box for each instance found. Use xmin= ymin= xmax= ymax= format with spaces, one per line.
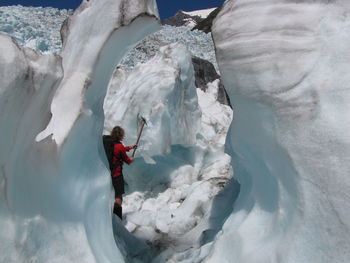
xmin=0 ymin=0 xmax=159 ymax=262
xmin=210 ymin=0 xmax=350 ymax=262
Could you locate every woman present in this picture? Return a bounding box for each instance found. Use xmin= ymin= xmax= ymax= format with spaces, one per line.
xmin=110 ymin=126 xmax=137 ymax=219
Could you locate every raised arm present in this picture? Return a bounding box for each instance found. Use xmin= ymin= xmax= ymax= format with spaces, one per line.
xmin=124 ymin=145 xmax=137 ymax=152
xmin=114 ymin=144 xmax=136 ymax=164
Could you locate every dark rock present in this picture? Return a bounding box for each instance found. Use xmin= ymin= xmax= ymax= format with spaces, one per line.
xmin=192 ymin=56 xmax=232 ymax=108
xmin=192 ymin=6 xmax=223 ymax=33
xmin=162 ymin=10 xmax=203 ymax=27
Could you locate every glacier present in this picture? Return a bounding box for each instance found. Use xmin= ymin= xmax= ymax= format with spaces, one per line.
xmin=0 ymin=5 xmax=218 ymax=71
xmin=210 ymin=0 xmax=350 ymax=262
xmin=0 ymin=5 xmax=71 ymax=54
xmin=103 ymin=42 xmax=233 ymax=261
xmin=1 ymin=0 xmax=350 ymax=262
xmin=0 ymin=0 xmax=235 ymax=262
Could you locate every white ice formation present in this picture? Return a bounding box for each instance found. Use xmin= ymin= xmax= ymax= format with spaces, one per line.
xmin=120 ymin=25 xmax=218 ymax=71
xmin=0 ymin=0 xmax=159 ymax=262
xmin=103 ymin=42 xmax=233 ymax=261
xmin=210 ymin=0 xmax=350 ymax=262
xmin=2 ymin=0 xmax=349 ymax=262
xmin=0 ymin=6 xmax=218 ymax=71
xmin=0 ymin=5 xmax=71 ymax=53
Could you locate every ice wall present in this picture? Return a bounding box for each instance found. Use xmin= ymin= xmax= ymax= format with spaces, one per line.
xmin=0 ymin=0 xmax=159 ymax=262
xmin=210 ymin=1 xmax=350 ymax=262
xmin=104 ymin=43 xmax=201 ymax=159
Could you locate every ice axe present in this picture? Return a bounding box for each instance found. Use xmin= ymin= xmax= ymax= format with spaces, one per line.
xmin=132 ymin=114 xmax=147 ymax=157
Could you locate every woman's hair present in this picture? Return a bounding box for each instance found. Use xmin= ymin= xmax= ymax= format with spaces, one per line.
xmin=111 ymin=126 xmax=125 ymax=141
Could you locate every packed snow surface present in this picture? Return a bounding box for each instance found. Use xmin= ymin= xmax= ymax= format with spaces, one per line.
xmin=211 ymin=0 xmax=350 ymax=262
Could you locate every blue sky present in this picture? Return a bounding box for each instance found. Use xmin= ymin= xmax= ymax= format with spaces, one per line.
xmin=0 ymin=0 xmax=225 ymax=19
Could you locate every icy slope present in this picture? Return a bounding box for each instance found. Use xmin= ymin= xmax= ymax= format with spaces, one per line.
xmin=0 ymin=0 xmax=159 ymax=262
xmin=120 ymin=25 xmax=218 ymax=71
xmin=0 ymin=6 xmax=218 ymax=71
xmin=211 ymin=0 xmax=350 ymax=262
xmin=0 ymin=5 xmax=71 ymax=53
xmin=103 ymin=42 xmax=233 ymax=262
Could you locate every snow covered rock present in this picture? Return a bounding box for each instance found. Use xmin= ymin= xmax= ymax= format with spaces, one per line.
xmin=211 ymin=0 xmax=350 ymax=262
xmin=0 ymin=0 xmax=159 ymax=262
xmin=162 ymin=7 xmax=220 ymax=33
xmin=192 ymin=7 xmax=222 ymax=34
xmin=192 ymin=56 xmax=231 ymax=107
xmin=162 ymin=10 xmax=209 ymax=28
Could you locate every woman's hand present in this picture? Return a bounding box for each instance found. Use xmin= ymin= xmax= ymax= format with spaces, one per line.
xmin=132 ymin=144 xmax=138 ymax=149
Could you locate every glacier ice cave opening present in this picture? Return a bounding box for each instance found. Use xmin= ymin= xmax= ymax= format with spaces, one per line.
xmin=101 ymin=21 xmax=239 ymax=263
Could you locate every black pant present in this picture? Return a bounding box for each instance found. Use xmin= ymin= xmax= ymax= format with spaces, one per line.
xmin=112 ymin=175 xmax=125 ymax=198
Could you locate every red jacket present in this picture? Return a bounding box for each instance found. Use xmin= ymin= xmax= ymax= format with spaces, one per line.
xmin=112 ymin=143 xmax=133 ymax=178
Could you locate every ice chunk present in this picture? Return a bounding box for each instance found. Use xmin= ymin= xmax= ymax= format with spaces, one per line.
xmin=104 ymin=43 xmax=201 ymax=158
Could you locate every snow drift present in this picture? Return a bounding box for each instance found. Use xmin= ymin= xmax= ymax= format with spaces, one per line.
xmin=210 ymin=0 xmax=350 ymax=262
xmin=0 ymin=0 xmax=159 ymax=262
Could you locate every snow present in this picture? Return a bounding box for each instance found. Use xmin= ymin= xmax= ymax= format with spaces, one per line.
xmin=180 ymin=8 xmax=216 ymax=28
xmin=211 ymin=0 xmax=350 ymax=262
xmin=183 ymin=8 xmax=216 ymax=19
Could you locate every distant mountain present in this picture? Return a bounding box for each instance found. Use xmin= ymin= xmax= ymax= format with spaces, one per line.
xmin=162 ymin=7 xmax=216 ymax=29
xmin=192 ymin=6 xmax=223 ymax=33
